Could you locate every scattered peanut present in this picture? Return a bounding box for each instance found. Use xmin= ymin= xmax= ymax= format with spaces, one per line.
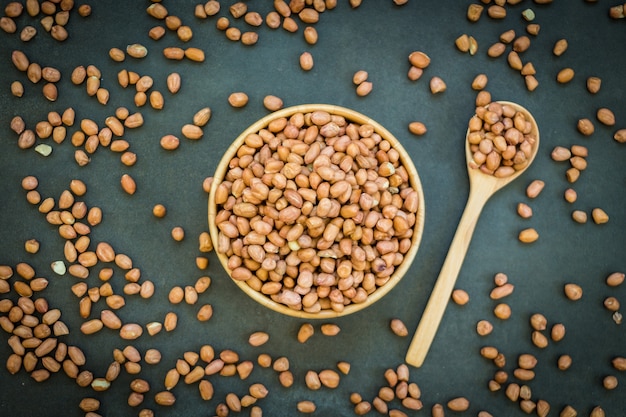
xmin=476 ymin=320 xmax=493 ymax=336
xmin=577 ymin=118 xmax=595 ymax=136
xmin=564 ymin=283 xmax=583 ymax=300
xmin=518 ymin=228 xmax=539 ymax=243
xmin=320 ymin=323 xmax=341 ymax=336
xmin=606 ymin=272 xmax=625 ymax=287
xmin=451 ymin=289 xmax=469 ymax=305
xmin=299 ymin=52 xmax=314 ymax=71
xmin=526 ymin=180 xmax=545 ymax=198
xmin=297 ymin=323 xmax=314 ymax=343
xmin=591 ymin=208 xmax=609 ymax=224
xmin=557 ymin=68 xmax=575 ymax=83
xmin=390 ymin=318 xmax=408 ymax=337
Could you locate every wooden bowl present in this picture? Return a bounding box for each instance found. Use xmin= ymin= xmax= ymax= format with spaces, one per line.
xmin=208 ymin=104 xmax=425 ymax=319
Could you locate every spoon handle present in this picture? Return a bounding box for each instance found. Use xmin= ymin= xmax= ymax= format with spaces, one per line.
xmin=405 ymin=185 xmax=492 ymax=367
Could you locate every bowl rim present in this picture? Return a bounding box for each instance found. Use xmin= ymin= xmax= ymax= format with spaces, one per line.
xmin=208 ymin=103 xmax=426 ymax=319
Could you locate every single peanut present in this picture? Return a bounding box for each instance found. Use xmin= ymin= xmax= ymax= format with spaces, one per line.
xmin=320 ymin=323 xmax=341 ymax=336
xmin=120 ymin=174 xmax=136 ymax=195
xmin=451 ymin=289 xmax=469 ymax=305
xmin=390 ymin=318 xmax=408 ymax=337
xmin=606 ymin=272 xmax=625 ymax=287
xmin=447 ymin=397 xmax=470 ymax=412
xmin=228 ymin=92 xmax=249 ymax=108
xmin=553 ymin=39 xmax=568 ymax=56
xmin=467 ymin=4 xmax=484 ymax=21
xmin=299 ymin=52 xmax=314 ymax=71
xmin=476 ymin=320 xmax=493 ymax=336
xmin=518 ymin=228 xmax=539 ymax=243
xmin=429 ymin=76 xmax=447 ymax=94
xmin=591 ymin=208 xmax=609 ymax=224
xmin=526 ymin=180 xmax=545 ymax=198
xmin=298 ymin=323 xmax=314 ymax=343
xmin=494 ymin=303 xmax=512 ymax=319
xmin=248 ymin=331 xmax=269 ymax=347
xmin=408 ymin=122 xmax=427 ymax=136
xmin=557 ymin=68 xmax=575 ymax=83
xmin=597 ymin=108 xmax=616 ymax=126
xmin=587 ymin=76 xmax=602 ymax=94
xmin=564 ymin=283 xmax=583 ymax=300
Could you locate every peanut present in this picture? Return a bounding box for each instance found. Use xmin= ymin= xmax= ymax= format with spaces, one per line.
xmin=182 ymin=124 xmax=203 ymax=140
xmin=120 ymin=323 xmax=143 ymax=340
xmin=494 ymin=303 xmax=512 ymax=319
xmin=299 ymin=51 xmax=314 ymax=71
xmin=560 ymin=405 xmax=577 ymax=417
xmin=429 ymin=76 xmax=446 ymax=93
xmin=356 ymin=81 xmax=373 ymax=97
xmin=551 ymin=146 xmax=572 ymax=161
xmin=513 ymin=36 xmax=531 ymax=53
xmin=557 ymin=354 xmax=572 ymax=371
xmin=297 ymin=401 xmax=316 ymax=413
xmin=467 ymin=4 xmax=483 ymax=21
xmin=318 ymin=369 xmax=340 ymax=388
xmin=526 ymin=180 xmax=545 ymax=198
xmin=127 ymin=44 xmax=148 ymax=58
xmin=228 ymin=92 xmax=249 ymax=108
xmin=160 ymin=135 xmax=179 ymax=150
xmin=408 ymin=51 xmax=430 ymax=69
xmin=518 ymin=228 xmax=538 ymax=243
xmin=490 ymin=283 xmax=515 ymax=299
xmin=263 ymin=95 xmax=284 ymax=111
xmin=590 ymin=407 xmax=605 ymax=417
xmin=612 ymin=357 xmax=626 ymax=371
xmin=185 ymin=47 xmax=205 ymax=62
xmin=451 ymin=289 xmax=469 ymax=305
xmin=447 ymin=397 xmax=470 ymax=411
xmin=557 ymin=68 xmax=575 ymax=83
xmin=476 ymin=320 xmax=493 ymax=336
xmin=597 ymin=108 xmax=615 ymax=126
xmin=572 ymin=210 xmax=587 ymax=224
xmin=167 ymin=73 xmax=181 ymax=93
xmin=455 ymin=34 xmax=470 ymax=52
xmin=248 ymin=331 xmax=269 ymax=346
xmin=298 ymin=323 xmax=314 ymax=343
xmin=587 ymin=76 xmax=602 ymax=94
xmin=471 ymin=74 xmax=488 ymax=90
xmin=606 ymin=272 xmax=625 ymax=287
xmin=564 ymin=283 xmax=583 ymax=300
xmin=154 ymin=391 xmax=176 ymax=406
xmin=408 ymin=122 xmax=427 ymax=136
xmin=591 ymin=208 xmax=609 ymax=224
xmin=120 ymin=174 xmax=136 ymax=195
xmin=487 ymin=42 xmax=506 ymax=58
xmin=614 ymin=129 xmax=626 ymax=143
xmin=517 ymin=203 xmax=532 ymax=218
xmin=164 ymin=312 xmax=178 ymax=331
xmin=553 ymin=39 xmax=568 ymax=56
xmin=320 ymin=323 xmax=341 ymax=336
xmin=390 ymin=318 xmax=408 ymax=337
xmin=487 ymin=5 xmax=506 ymax=18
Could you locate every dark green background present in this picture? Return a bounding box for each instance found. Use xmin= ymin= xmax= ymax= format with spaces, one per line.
xmin=1 ymin=1 xmax=625 ymax=416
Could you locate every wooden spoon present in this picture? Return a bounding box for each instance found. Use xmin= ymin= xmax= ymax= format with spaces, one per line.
xmin=405 ymin=101 xmax=539 ymax=368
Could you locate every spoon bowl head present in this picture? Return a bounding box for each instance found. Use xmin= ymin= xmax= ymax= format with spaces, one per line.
xmin=466 ymin=101 xmax=539 ymax=191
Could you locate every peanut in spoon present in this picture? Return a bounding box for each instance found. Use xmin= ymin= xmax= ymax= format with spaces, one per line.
xmin=405 ymin=101 xmax=539 ymax=368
